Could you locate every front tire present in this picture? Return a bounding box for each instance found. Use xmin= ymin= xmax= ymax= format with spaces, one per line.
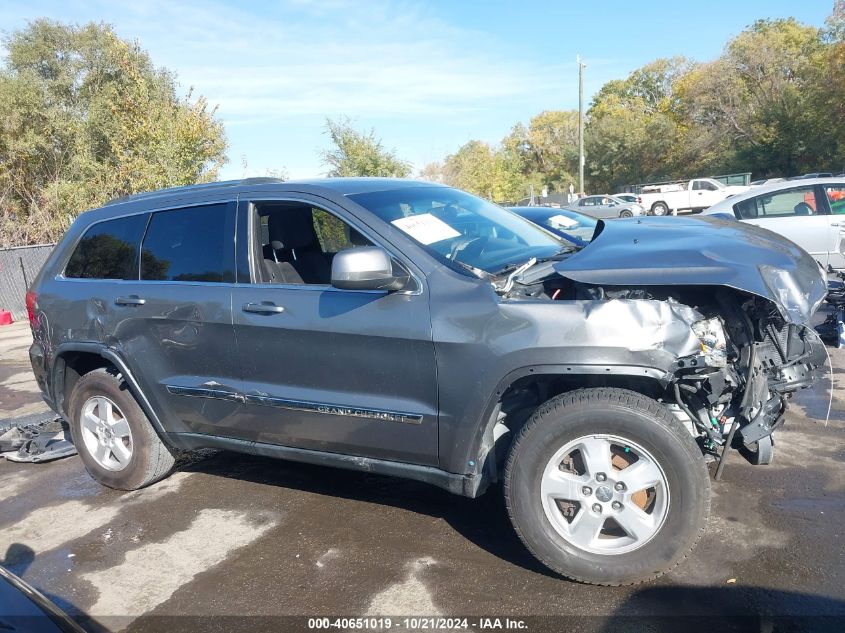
xmin=619 ymin=209 xmax=633 ymax=218
xmin=68 ymin=367 xmax=175 ymax=490
xmin=504 ymin=388 xmax=710 ymax=585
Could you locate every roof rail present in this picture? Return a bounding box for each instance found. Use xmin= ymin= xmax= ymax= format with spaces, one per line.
xmin=103 ymin=177 xmax=286 ymax=206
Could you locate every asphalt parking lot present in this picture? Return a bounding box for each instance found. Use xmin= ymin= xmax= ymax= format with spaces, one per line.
xmin=1 ymin=319 xmax=844 ymax=632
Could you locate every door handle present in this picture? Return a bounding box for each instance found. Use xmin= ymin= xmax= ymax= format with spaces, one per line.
xmin=115 ymin=295 xmax=146 ymax=306
xmin=832 ymin=222 xmax=841 ymax=227
xmin=242 ymin=302 xmax=285 ymax=314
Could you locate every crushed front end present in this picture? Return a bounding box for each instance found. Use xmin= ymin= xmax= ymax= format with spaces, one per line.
xmin=668 ymin=291 xmax=827 ymax=471
xmin=497 ymin=214 xmax=831 ymax=473
xmin=501 ymin=265 xmax=827 ymax=474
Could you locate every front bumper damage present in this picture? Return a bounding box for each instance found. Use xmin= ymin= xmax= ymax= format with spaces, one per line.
xmin=504 ymin=274 xmax=827 ymax=475
xmin=501 ymin=214 xmax=830 ymax=476
xmin=671 ymin=313 xmax=826 ymax=473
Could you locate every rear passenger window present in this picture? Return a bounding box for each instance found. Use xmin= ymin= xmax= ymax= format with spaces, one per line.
xmin=65 ymin=215 xmax=146 ymax=280
xmin=141 ymin=204 xmax=234 ymax=283
xmin=734 ymin=187 xmax=818 ymax=219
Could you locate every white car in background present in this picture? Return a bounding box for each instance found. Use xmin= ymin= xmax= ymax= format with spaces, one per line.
xmin=637 ymin=178 xmax=749 ymax=216
xmin=701 ymin=177 xmax=845 ymax=269
xmin=750 ymin=177 xmax=786 ymax=187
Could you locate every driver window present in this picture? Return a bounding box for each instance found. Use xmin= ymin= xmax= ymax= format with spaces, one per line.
xmin=734 ymin=187 xmax=818 ymax=219
xmin=253 ymin=201 xmax=373 ymax=285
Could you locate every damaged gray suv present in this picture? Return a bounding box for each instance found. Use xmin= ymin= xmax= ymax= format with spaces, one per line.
xmin=27 ymin=178 xmax=827 ymax=585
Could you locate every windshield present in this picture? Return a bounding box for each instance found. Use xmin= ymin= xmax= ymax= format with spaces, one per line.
xmin=348 ymin=186 xmax=566 ymax=273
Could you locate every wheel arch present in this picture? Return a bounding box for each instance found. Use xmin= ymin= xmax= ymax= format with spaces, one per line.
xmin=466 ymin=364 xmax=672 ymax=498
xmin=52 ymin=343 xmax=172 ymax=445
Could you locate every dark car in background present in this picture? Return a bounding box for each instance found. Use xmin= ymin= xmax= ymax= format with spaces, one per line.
xmin=614 ymin=193 xmax=640 ymax=205
xmin=508 ymin=206 xmax=597 ymax=246
xmin=26 ymin=178 xmax=827 ymax=586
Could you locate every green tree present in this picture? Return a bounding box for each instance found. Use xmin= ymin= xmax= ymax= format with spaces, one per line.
xmin=506 ymin=110 xmax=579 ymax=194
xmin=0 ymin=20 xmax=227 ymax=246
xmin=678 ymin=19 xmax=824 ymax=176
xmin=441 ymin=140 xmax=526 ymax=203
xmin=810 ymin=1 xmax=845 ymax=172
xmin=320 ymin=117 xmax=411 ymax=177
xmin=585 ymin=57 xmax=690 ymax=191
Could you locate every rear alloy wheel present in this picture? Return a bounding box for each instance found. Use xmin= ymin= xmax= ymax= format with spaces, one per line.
xmin=69 ymin=367 xmax=175 ymax=490
xmin=79 ymin=396 xmax=134 ymax=472
xmin=504 ymin=388 xmax=710 ymax=585
xmin=651 ymin=202 xmax=669 ymax=216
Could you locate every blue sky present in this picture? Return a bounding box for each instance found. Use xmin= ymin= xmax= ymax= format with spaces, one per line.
xmin=3 ymin=0 xmax=835 ymax=180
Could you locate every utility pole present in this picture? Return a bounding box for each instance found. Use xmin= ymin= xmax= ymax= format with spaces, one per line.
xmin=577 ymin=54 xmax=586 ymax=196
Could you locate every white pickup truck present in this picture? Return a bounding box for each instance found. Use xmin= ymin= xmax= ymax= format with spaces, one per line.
xmin=637 ymin=178 xmax=749 ymax=215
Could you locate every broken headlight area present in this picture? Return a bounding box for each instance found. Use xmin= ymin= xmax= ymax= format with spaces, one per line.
xmin=673 ymin=297 xmax=827 ymax=469
xmin=691 ymin=317 xmax=728 ymax=368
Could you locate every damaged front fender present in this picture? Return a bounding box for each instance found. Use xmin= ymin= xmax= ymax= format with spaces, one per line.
xmin=496 ymin=296 xmax=706 ymax=380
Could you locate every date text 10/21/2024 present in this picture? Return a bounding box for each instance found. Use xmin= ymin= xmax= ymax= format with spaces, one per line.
xmin=307 ymin=618 xmax=528 ymax=630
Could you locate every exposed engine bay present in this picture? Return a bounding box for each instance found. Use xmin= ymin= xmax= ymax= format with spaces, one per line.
xmin=498 ymin=270 xmax=828 ymax=473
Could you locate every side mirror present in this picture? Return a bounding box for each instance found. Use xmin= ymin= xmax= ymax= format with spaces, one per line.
xmin=331 ymin=247 xmax=408 ymax=291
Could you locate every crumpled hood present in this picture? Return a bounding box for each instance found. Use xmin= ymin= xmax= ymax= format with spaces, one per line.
xmin=552 ymin=215 xmax=827 ymax=324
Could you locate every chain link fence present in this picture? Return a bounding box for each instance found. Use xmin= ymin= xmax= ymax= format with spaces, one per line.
xmin=0 ymin=244 xmax=55 ymax=321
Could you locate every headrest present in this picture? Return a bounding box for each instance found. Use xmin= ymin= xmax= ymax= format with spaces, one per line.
xmin=793 ymin=202 xmax=813 ymax=216
xmin=267 ymin=208 xmax=318 ymax=250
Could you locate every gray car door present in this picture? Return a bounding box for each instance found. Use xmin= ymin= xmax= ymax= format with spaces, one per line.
xmin=578 ymin=196 xmax=612 ymax=219
xmin=593 ymin=197 xmax=618 ymax=219
xmin=102 ymin=200 xmax=242 ymax=437
xmin=229 ymin=196 xmax=439 ymax=466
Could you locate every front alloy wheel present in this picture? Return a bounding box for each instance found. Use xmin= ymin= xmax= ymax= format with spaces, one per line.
xmin=540 ymin=435 xmax=669 ymax=555
xmin=504 ymin=388 xmax=710 ymax=585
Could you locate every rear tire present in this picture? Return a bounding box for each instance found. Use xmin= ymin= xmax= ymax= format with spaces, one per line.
xmin=68 ymin=367 xmax=175 ymax=490
xmin=504 ymin=388 xmax=710 ymax=585
xmin=651 ymin=202 xmax=669 ymax=216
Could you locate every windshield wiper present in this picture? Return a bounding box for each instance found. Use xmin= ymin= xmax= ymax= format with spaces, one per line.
xmin=493 ymin=246 xmax=573 ymax=277
xmin=452 ymin=259 xmax=489 ymax=279
xmin=494 ymin=257 xmax=537 ymax=295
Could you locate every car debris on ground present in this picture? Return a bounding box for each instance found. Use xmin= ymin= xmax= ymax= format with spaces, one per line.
xmin=0 ymin=410 xmax=77 ymax=463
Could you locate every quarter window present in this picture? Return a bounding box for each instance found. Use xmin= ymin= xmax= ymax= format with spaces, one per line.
xmin=65 ymin=214 xmax=146 ymax=280
xmin=141 ymin=204 xmax=234 ymax=283
xmin=733 ymin=187 xmax=819 ymax=219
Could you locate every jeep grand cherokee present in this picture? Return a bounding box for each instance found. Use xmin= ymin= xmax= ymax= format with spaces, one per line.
xmin=26 ymin=178 xmax=827 ymax=585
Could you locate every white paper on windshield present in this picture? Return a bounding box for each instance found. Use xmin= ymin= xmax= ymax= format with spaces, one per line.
xmin=391 ymin=213 xmax=461 ymax=245
xmin=548 ymin=214 xmax=579 ymax=228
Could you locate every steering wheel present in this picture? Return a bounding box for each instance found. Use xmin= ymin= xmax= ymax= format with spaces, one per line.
xmin=449 ymin=235 xmax=489 ymax=264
